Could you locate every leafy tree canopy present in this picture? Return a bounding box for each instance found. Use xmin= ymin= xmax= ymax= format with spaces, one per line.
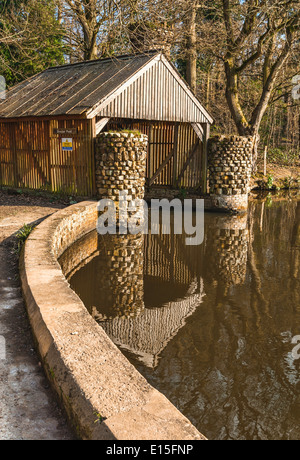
xmin=0 ymin=0 xmax=66 ymax=86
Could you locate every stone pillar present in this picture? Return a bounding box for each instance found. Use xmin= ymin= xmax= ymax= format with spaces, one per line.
xmin=95 ymin=131 xmax=147 ymax=200
xmin=95 ymin=131 xmax=148 ymax=224
xmin=208 ymin=135 xmax=253 ymax=213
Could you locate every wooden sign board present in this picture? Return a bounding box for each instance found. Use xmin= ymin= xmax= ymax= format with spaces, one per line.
xmin=54 ymin=128 xmax=78 ymax=135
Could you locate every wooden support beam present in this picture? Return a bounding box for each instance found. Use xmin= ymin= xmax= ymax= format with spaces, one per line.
xmin=8 ymin=123 xmax=19 ymax=188
xmin=95 ymin=118 xmax=110 ymax=135
xmin=172 ymin=124 xmax=179 ymax=187
xmin=191 ymin=123 xmax=204 ymax=141
xmin=201 ymin=123 xmax=210 ymax=194
xmin=149 ymin=148 xmax=175 ymax=186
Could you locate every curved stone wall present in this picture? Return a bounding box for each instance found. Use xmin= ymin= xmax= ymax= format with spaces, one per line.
xmin=20 ymin=201 xmax=205 ymax=441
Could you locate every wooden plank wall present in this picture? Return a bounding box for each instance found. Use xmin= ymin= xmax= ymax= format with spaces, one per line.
xmin=0 ymin=118 xmax=95 ymax=196
xmin=0 ymin=117 xmax=204 ymax=195
xmin=106 ymin=119 xmax=204 ymax=191
xmin=49 ymin=119 xmax=95 ymax=195
xmin=0 ymin=122 xmax=15 ymax=187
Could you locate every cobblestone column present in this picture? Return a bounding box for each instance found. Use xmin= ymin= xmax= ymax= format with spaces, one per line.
xmin=95 ymin=131 xmax=147 ymax=209
xmin=208 ymin=135 xmax=253 ymax=213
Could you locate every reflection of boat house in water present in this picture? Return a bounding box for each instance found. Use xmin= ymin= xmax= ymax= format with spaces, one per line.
xmin=59 ymin=213 xmax=254 ymax=369
xmin=98 ymin=232 xmax=206 ymax=368
xmin=101 ymin=279 xmax=205 ymax=369
xmin=60 ymin=229 xmax=206 ymax=368
xmin=291 ymin=202 xmax=300 ymax=280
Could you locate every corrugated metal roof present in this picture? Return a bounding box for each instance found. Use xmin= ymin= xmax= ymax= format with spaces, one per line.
xmin=0 ymin=52 xmax=213 ymax=124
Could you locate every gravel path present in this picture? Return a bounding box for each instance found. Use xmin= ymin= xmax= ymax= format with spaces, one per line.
xmin=0 ymin=191 xmax=75 ymax=440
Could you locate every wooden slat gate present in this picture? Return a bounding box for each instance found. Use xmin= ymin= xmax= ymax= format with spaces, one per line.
xmin=15 ymin=120 xmax=51 ymax=190
xmin=147 ymin=123 xmax=203 ymax=189
xmin=106 ymin=119 xmax=205 ymax=192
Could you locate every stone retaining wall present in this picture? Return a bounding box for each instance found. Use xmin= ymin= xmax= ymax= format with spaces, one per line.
xmin=59 ymin=230 xmax=100 ymax=281
xmin=208 ymin=136 xmax=253 ymax=212
xmin=20 ymin=201 xmax=205 ymax=441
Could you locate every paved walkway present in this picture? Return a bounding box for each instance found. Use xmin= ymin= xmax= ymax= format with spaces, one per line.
xmin=0 ymin=192 xmax=74 ymax=440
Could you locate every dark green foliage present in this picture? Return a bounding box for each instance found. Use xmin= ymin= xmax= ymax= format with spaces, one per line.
xmin=0 ymin=0 xmax=65 ymax=86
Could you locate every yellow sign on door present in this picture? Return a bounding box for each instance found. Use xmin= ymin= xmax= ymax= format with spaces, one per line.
xmin=62 ymin=138 xmax=73 ymax=151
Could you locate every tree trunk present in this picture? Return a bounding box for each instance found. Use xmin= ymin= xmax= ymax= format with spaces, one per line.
xmin=66 ymin=0 xmax=99 ymax=61
xmin=186 ymin=1 xmax=197 ymax=92
xmin=224 ymin=61 xmax=269 ymax=172
xmin=224 ymin=61 xmax=249 ymax=136
xmin=83 ymin=30 xmax=98 ymax=60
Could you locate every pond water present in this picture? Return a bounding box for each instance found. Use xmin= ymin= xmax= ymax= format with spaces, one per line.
xmin=59 ymin=194 xmax=300 ymax=440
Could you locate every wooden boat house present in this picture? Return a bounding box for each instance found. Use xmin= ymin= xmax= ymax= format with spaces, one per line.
xmin=0 ymin=51 xmax=213 ymax=196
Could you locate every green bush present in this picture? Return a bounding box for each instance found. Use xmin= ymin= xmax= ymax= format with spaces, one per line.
xmin=266 ymin=174 xmax=274 ymax=190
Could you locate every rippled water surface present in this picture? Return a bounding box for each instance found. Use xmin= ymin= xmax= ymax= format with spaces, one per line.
xmin=59 ymin=194 xmax=300 ymax=440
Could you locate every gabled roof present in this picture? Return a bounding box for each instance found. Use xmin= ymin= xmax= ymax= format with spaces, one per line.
xmin=0 ymin=52 xmax=213 ymax=124
xmin=100 ymin=280 xmax=204 ymax=369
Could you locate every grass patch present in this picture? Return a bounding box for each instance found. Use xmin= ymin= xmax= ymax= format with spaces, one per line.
xmin=15 ymin=224 xmax=35 ymax=254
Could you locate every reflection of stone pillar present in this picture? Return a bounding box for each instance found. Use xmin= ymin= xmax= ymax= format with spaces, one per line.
xmin=92 ymin=233 xmax=145 ymax=321
xmin=208 ymin=136 xmax=253 ymax=213
xmin=211 ymin=215 xmax=249 ymax=286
